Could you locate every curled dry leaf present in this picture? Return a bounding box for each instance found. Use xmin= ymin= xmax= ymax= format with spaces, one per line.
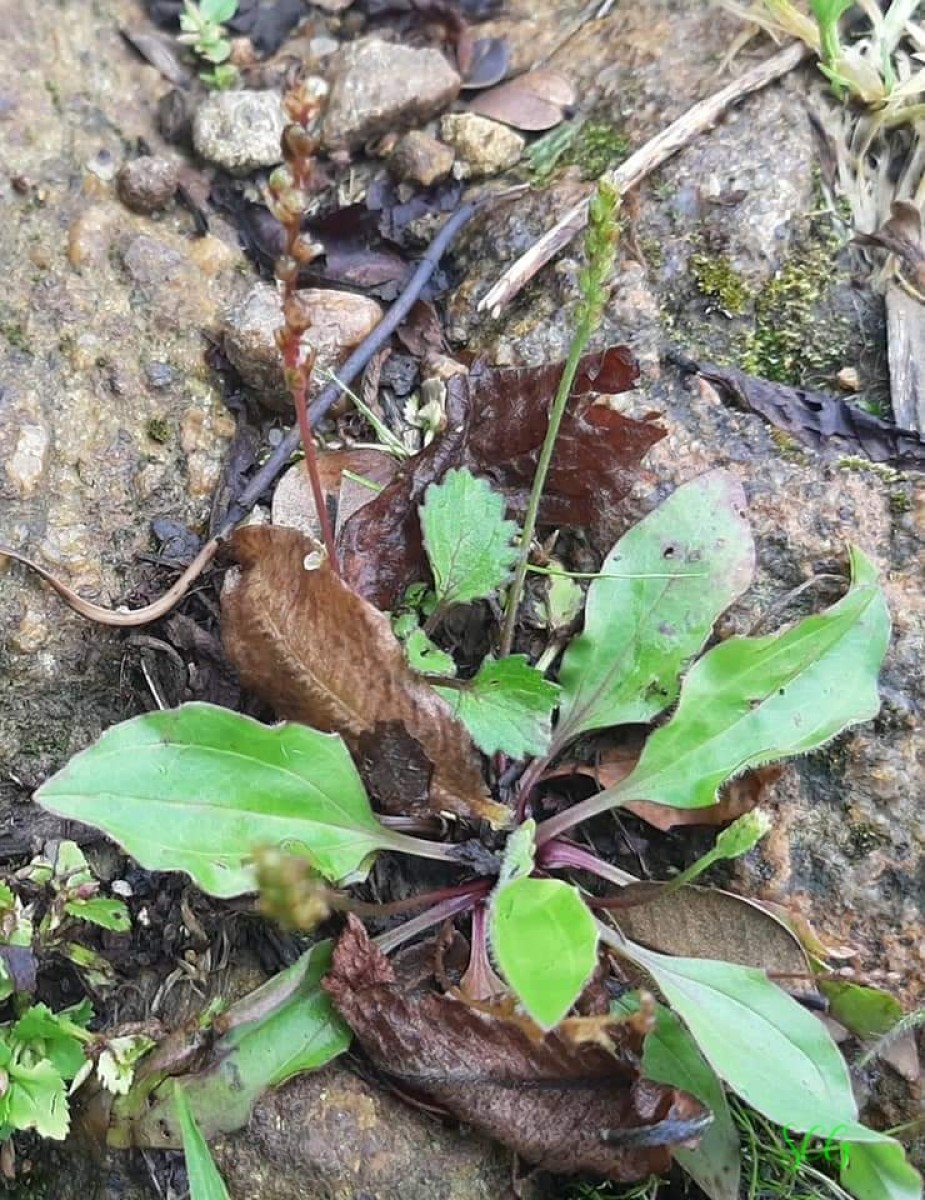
xmin=221 ymin=525 xmax=508 ymax=827
xmin=625 ymin=766 xmax=783 ymax=832
xmin=467 ymin=69 xmax=576 ymax=131
xmin=339 ymin=347 xmax=664 ymax=608
xmin=323 ymin=915 xmax=710 ymax=1180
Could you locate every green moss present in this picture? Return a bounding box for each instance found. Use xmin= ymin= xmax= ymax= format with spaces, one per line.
xmin=690 ymin=252 xmax=751 ymax=315
xmin=888 ymin=490 xmax=912 ymax=515
xmin=837 ymin=456 xmax=906 ymax=485
xmin=2 ymin=322 xmax=32 ymax=353
xmin=146 ymin=416 xmax=172 ymax=444
xmin=527 ymin=119 xmax=630 ymax=184
xmin=846 ymin=821 xmax=890 ymax=859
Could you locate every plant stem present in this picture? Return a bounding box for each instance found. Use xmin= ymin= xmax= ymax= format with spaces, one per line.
xmin=498 ymin=327 xmax=592 ymax=657
xmin=374 ymin=884 xmax=489 ymax=955
xmin=537 ymin=838 xmax=638 ymax=887
xmin=534 ymin=779 xmax=628 ymax=846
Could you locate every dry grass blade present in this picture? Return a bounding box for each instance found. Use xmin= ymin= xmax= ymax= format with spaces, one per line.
xmin=222 ymin=525 xmax=508 ymax=827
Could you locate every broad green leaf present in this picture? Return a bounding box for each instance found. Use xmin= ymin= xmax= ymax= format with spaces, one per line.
xmin=491 ymin=877 xmax=598 ymax=1029
xmin=841 ymin=1134 xmax=923 ymax=1200
xmin=420 ymin=468 xmax=519 ymax=607
xmin=35 ymin=704 xmax=395 ymax=898
xmin=613 ymin=545 xmax=889 ymax=810
xmin=818 ymin=979 xmax=904 ymax=1040
xmin=117 ymin=941 xmax=350 ymax=1146
xmin=618 ymin=939 xmax=856 ymax=1130
xmin=435 ymin=657 xmax=559 ymax=757
xmin=175 ymin=1087 xmax=230 ymax=1200
xmin=199 ymin=0 xmax=238 ymax=25
xmin=404 ymin=627 xmax=456 ymax=676
xmin=614 ymin=995 xmax=740 ymax=1200
xmin=64 ymin=896 xmax=131 ymax=933
xmin=12 ymin=1004 xmax=86 ymax=1080
xmin=4 ymin=1058 xmax=69 ymax=1139
xmin=554 ymin=470 xmax=754 ymax=748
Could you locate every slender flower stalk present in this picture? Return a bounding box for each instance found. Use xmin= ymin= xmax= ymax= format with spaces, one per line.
xmin=537 ymin=838 xmax=638 ymax=887
xmin=498 ymin=181 xmax=621 ymax=656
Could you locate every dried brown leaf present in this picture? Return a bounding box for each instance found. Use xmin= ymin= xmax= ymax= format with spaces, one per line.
xmin=467 ymin=69 xmax=576 ymax=131
xmin=222 ymin=525 xmax=508 ymax=827
xmin=323 ymin=916 xmax=710 ymax=1180
xmin=339 ymin=348 xmax=664 ymax=608
xmin=625 ymin=766 xmax=783 ymax=831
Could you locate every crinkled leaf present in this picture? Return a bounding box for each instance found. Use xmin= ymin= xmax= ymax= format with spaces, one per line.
xmin=555 ymin=471 xmax=754 ymax=748
xmin=818 ymin=979 xmax=904 ymax=1040
xmin=116 ymin=943 xmax=349 ymax=1148
xmin=840 ymin=1134 xmax=923 ymax=1200
xmin=614 ymin=996 xmax=740 ymax=1200
xmin=323 ymin=916 xmax=710 ymax=1181
xmin=11 ymin=1003 xmax=86 ymax=1081
xmin=4 ymin=1058 xmax=69 ymax=1139
xmin=36 ymin=703 xmax=399 ymax=897
xmin=403 ymin=627 xmax=456 ymax=675
xmin=64 ymin=896 xmax=131 ymax=932
xmin=96 ymin=1035 xmax=155 ymax=1096
xmin=222 ymin=526 xmax=505 ymax=827
xmin=175 ymin=1087 xmax=231 ymax=1200
xmin=420 ymin=468 xmax=518 ymax=607
xmin=490 ymin=877 xmax=598 ymax=1030
xmin=619 ymin=939 xmax=856 ymax=1130
xmin=435 ymin=656 xmax=559 ymax=758
xmin=613 ymin=546 xmax=889 ymax=810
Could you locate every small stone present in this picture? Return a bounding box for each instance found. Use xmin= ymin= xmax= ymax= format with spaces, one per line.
xmin=388 ymin=130 xmax=454 ymax=187
xmin=5 ymin=423 xmax=49 ymax=496
xmin=836 ymin=366 xmax=861 ymax=392
xmin=222 ymin=284 xmax=383 ymax=411
xmin=192 ymin=90 xmax=286 ymax=175
xmin=440 ymin=113 xmax=525 ymax=178
xmin=144 ymin=361 xmax=176 ymax=390
xmin=117 ymin=156 xmax=179 ymax=214
xmin=322 ymin=39 xmax=460 ymax=151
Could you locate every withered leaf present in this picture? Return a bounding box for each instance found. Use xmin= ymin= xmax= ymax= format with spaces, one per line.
xmin=855 ymin=200 xmax=925 ymax=289
xmin=222 ymin=525 xmax=508 ymax=827
xmin=339 ymin=347 xmax=665 ymax=608
xmin=676 ymin=355 xmax=925 ymax=469
xmin=323 ymin=916 xmax=710 ymax=1180
xmin=467 ymin=69 xmax=576 ymax=131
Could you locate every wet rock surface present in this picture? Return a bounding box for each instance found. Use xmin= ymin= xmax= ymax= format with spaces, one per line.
xmin=193 ymin=88 xmax=287 ymax=173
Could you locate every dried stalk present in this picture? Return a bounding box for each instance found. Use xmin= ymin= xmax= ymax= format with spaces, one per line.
xmin=479 ymin=40 xmax=810 ymax=316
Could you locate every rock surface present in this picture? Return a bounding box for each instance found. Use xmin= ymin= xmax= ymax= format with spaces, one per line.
xmin=116 ymin=156 xmax=179 ymax=213
xmin=222 ymin=284 xmax=384 ymax=411
xmin=440 ymin=113 xmax=525 ymax=178
xmin=389 ymin=130 xmax=455 ymax=187
xmin=322 ymin=38 xmax=461 ymax=151
xmin=193 ymin=89 xmax=286 ymax=173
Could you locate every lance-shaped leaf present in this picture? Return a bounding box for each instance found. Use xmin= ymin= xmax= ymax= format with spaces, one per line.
xmin=490 ymin=876 xmax=598 ymax=1030
xmin=611 ymin=545 xmax=889 ymax=810
xmin=435 ymin=657 xmax=559 ymax=758
xmin=175 ymin=1089 xmax=230 ymax=1200
xmin=555 ymin=470 xmax=755 ymax=749
xmin=615 ymin=938 xmax=856 ymax=1130
xmin=222 ymin=526 xmax=507 ymax=827
xmin=420 ymin=468 xmax=519 ymax=607
xmin=840 ymin=1135 xmax=923 ymax=1200
xmin=118 ymin=941 xmax=350 ymax=1148
xmin=36 ymin=704 xmax=429 ymax=897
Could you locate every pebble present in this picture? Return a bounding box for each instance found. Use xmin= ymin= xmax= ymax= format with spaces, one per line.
xmin=192 ymin=90 xmax=286 ymax=174
xmin=116 ymin=156 xmax=179 ymax=214
xmin=322 ymin=39 xmax=460 ymax=151
xmin=440 ymin=113 xmax=525 ymax=178
xmin=388 ymin=130 xmax=455 ymax=187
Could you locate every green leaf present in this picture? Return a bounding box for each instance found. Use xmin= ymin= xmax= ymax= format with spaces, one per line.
xmin=96 ymin=1035 xmax=156 ymax=1096
xmin=435 ymin=657 xmax=559 ymax=757
xmin=840 ymin=1135 xmax=923 ymax=1200
xmin=175 ymin=1087 xmax=230 ymax=1200
xmin=403 ymin=627 xmax=456 ymax=676
xmin=115 ymin=942 xmax=350 ymax=1146
xmin=497 ymin=818 xmax=536 ymax=886
xmin=818 ymin=979 xmax=904 ymax=1040
xmin=613 ymin=545 xmax=889 ymax=810
xmin=614 ymin=996 xmax=740 ymax=1200
xmin=618 ymin=939 xmax=856 ymax=1130
xmin=420 ymin=468 xmax=519 ymax=607
xmin=34 ymin=704 xmax=402 ymax=898
xmin=4 ymin=1058 xmax=69 ymax=1139
xmin=12 ymin=1004 xmax=87 ymax=1081
xmin=490 ymin=877 xmax=598 ymax=1029
xmin=554 ymin=470 xmax=754 ymax=748
xmin=64 ymin=896 xmax=131 ymax=932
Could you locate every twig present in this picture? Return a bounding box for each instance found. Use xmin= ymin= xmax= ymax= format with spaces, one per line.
xmin=478 ymin=40 xmax=811 ymax=316
xmin=0 ymin=199 xmax=484 ymax=627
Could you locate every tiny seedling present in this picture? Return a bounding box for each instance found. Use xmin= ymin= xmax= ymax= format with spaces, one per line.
xmin=177 ymin=0 xmax=240 ymax=89
xmin=30 ymin=178 xmax=921 ymax=1200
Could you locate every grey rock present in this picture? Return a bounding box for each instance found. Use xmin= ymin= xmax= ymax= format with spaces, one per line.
xmin=388 ymin=129 xmax=455 ymax=187
xmin=222 ymin=283 xmax=383 ymax=412
xmin=116 ymin=155 xmax=179 ymax=213
xmin=193 ymin=89 xmax=286 ymax=174
xmin=440 ymin=112 xmax=524 ymax=178
xmin=322 ymin=38 xmax=460 ymax=151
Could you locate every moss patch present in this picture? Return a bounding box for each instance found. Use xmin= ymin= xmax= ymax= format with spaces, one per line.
xmin=527 ymin=119 xmax=630 ymax=184
xmin=145 ymin=416 xmax=172 ymax=444
xmin=690 ymin=252 xmax=751 ymax=315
